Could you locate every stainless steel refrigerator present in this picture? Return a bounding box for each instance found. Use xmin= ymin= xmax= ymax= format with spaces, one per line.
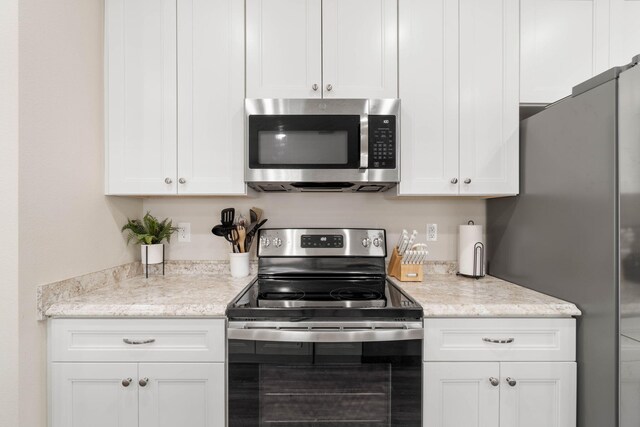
xmin=487 ymin=56 xmax=640 ymax=427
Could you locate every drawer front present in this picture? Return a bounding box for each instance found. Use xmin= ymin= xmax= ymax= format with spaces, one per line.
xmin=424 ymin=318 xmax=576 ymax=362
xmin=50 ymin=318 xmax=226 ymax=362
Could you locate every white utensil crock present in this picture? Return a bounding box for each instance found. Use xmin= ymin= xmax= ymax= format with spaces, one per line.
xmin=229 ymin=252 xmax=250 ymax=278
xmin=141 ymin=244 xmax=164 ymax=265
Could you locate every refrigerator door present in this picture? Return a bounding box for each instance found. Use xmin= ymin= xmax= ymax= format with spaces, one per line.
xmin=487 ymin=77 xmax=619 ymax=427
xmin=618 ymin=62 xmax=640 ymax=427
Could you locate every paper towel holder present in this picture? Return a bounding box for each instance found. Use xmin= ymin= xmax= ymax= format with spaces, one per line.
xmin=457 ymin=220 xmax=486 ymax=279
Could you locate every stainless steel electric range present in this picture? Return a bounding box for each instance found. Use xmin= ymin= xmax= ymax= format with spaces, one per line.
xmin=226 ymin=228 xmax=423 ymax=427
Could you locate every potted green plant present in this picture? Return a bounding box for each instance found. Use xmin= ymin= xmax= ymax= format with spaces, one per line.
xmin=121 ymin=212 xmax=178 ymax=265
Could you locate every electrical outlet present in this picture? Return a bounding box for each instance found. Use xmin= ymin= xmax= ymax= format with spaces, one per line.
xmin=426 ymin=224 xmax=438 ymax=241
xmin=177 ymin=222 xmax=191 ymax=243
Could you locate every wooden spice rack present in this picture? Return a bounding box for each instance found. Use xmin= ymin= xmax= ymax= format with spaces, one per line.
xmin=388 ymin=247 xmax=424 ymax=282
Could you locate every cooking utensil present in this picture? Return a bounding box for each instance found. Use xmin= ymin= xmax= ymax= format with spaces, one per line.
xmin=238 ymin=226 xmax=246 ymax=253
xmin=406 ymin=230 xmax=418 ymax=252
xmin=245 ymin=218 xmax=268 ymax=250
xmin=250 ymin=207 xmax=263 ymax=224
xmin=235 ymin=214 xmax=248 ymax=228
xmin=229 ymin=227 xmax=240 ymax=253
xmin=221 ymin=208 xmax=235 ymax=227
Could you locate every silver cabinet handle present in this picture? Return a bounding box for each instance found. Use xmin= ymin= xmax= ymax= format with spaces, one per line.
xmin=122 ymin=378 xmax=132 ymax=387
xmin=139 ymin=377 xmax=148 ymax=387
xmin=326 ymin=84 xmax=333 ymax=91
xmin=451 ymin=178 xmax=458 ymax=184
xmin=312 ymin=84 xmax=319 ymax=91
xmin=164 ymin=177 xmax=173 ymax=184
xmin=506 ymin=377 xmax=517 ymax=387
xmin=482 ymin=337 xmax=514 ymax=344
xmin=178 ymin=177 xmax=186 ymax=184
xmin=489 ymin=377 xmax=500 ymax=387
xmin=123 ymin=338 xmax=156 ymax=345
xmin=464 ymin=178 xmax=472 ymax=184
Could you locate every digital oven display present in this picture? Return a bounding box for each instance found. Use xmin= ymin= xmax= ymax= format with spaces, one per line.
xmin=301 ymin=235 xmax=344 ymax=248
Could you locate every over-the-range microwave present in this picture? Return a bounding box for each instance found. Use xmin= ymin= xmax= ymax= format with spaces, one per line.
xmin=245 ymin=98 xmax=400 ymax=192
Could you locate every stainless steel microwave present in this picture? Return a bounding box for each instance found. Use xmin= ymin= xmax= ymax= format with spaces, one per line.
xmin=245 ymin=98 xmax=400 ymax=192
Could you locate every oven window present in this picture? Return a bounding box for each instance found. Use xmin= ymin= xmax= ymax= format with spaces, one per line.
xmin=248 ymin=115 xmax=361 ymax=169
xmin=228 ymin=339 xmax=422 ymax=427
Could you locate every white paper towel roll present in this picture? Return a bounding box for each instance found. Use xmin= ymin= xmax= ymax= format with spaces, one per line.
xmin=458 ymin=222 xmax=485 ymax=277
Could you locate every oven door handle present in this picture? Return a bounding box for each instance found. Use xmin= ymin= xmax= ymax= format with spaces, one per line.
xmin=227 ymin=326 xmax=423 ymax=343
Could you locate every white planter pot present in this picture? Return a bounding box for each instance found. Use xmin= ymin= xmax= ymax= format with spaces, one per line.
xmin=141 ymin=244 xmax=164 ymax=265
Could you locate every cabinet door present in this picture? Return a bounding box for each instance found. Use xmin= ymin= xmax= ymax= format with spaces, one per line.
xmin=139 ymin=363 xmax=225 ymax=427
xmin=500 ymin=362 xmax=577 ymax=427
xmin=609 ymin=0 xmax=640 ymax=68
xmin=322 ymin=0 xmax=398 ymax=98
xmin=105 ymin=0 xmax=178 ymax=195
xmin=424 ymin=362 xmax=500 ymax=427
xmin=246 ymin=0 xmax=322 ymax=98
xmin=51 ymin=363 xmax=138 ymax=427
xmin=458 ymin=0 xmax=519 ymax=196
xmin=520 ymin=0 xmax=599 ymax=103
xmin=398 ymin=0 xmax=459 ymax=195
xmin=177 ymin=0 xmax=245 ymax=195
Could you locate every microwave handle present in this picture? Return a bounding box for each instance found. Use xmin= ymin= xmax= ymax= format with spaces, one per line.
xmin=360 ymin=114 xmax=368 ymax=169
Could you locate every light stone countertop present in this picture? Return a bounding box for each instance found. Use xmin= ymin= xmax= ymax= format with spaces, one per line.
xmin=44 ymin=268 xmax=580 ymax=318
xmin=391 ymin=275 xmax=581 ymax=317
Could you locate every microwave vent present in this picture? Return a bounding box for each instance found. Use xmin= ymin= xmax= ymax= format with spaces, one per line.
xmin=257 ymin=184 xmax=288 ymax=192
xmin=356 ymin=185 xmax=385 ymax=192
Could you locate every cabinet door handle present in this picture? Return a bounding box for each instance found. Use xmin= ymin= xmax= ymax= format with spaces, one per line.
xmin=326 ymin=84 xmax=333 ymax=92
xmin=464 ymin=178 xmax=472 ymax=184
xmin=122 ymin=378 xmax=132 ymax=387
xmin=489 ymin=377 xmax=500 ymax=386
xmin=506 ymin=377 xmax=517 ymax=387
xmin=451 ymin=178 xmax=458 ymax=184
xmin=164 ymin=177 xmax=173 ymax=184
xmin=123 ymin=338 xmax=156 ymax=345
xmin=178 ymin=177 xmax=186 ymax=184
xmin=139 ymin=377 xmax=149 ymax=387
xmin=482 ymin=337 xmax=514 ymax=344
xmin=312 ymin=84 xmax=319 ymax=91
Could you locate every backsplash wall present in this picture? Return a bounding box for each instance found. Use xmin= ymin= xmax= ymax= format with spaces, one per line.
xmin=142 ymin=194 xmax=486 ymax=261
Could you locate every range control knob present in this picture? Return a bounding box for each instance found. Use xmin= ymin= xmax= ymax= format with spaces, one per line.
xmin=362 ymin=238 xmax=372 ymax=248
xmin=373 ymin=238 xmax=382 ymax=247
xmin=273 ymin=237 xmax=282 ymax=248
xmin=260 ymin=236 xmax=271 ymax=247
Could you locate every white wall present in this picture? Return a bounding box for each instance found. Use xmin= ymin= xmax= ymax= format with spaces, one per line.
xmin=18 ymin=0 xmax=142 ymax=425
xmin=0 ymin=0 xmax=20 ymax=425
xmin=144 ymin=195 xmax=486 ymax=261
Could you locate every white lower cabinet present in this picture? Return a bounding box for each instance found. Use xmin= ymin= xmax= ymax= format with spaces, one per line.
xmin=49 ymin=319 xmax=226 ymax=427
xmin=423 ymin=318 xmax=577 ymax=427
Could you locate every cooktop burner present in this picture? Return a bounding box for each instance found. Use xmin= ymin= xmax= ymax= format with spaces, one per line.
xmin=330 ymin=286 xmax=383 ymax=301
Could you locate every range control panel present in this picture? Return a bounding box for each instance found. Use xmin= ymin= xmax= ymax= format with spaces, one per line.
xmin=368 ymin=115 xmax=396 ymax=169
xmin=258 ymin=228 xmax=386 ymax=257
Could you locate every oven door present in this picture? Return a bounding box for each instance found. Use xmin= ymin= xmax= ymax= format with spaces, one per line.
xmin=228 ymin=322 xmax=422 ymax=427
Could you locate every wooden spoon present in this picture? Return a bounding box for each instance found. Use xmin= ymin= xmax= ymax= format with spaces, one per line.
xmin=237 ymin=226 xmax=246 ymax=253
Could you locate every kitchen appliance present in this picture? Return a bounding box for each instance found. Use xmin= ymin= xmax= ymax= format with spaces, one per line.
xmin=458 ymin=221 xmax=485 ymax=278
xmin=227 ymin=228 xmax=423 ymax=426
xmin=487 ymin=55 xmax=640 ymax=427
xmin=245 ymin=99 xmax=400 ymax=192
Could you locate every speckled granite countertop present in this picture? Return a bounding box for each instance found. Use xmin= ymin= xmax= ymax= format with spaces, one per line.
xmin=43 ymin=263 xmax=580 ymax=318
xmin=391 ymin=275 xmax=581 ymax=317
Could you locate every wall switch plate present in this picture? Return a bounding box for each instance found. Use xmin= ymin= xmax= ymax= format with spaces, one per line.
xmin=426 ymin=224 xmax=438 ymax=241
xmin=177 ymin=222 xmax=191 ymax=243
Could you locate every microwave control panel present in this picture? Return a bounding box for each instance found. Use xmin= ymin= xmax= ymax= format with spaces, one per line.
xmin=368 ymin=115 xmax=396 ymax=169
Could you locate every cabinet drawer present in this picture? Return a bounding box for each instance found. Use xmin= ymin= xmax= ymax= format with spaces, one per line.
xmin=424 ymin=318 xmax=575 ymax=362
xmin=50 ymin=318 xmax=226 ymax=362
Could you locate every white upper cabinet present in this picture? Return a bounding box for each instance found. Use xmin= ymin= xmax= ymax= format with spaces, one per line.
xmin=176 ymin=0 xmax=245 ymax=195
xmin=398 ymin=0 xmax=459 ymax=195
xmin=246 ymin=0 xmax=397 ymax=99
xmin=458 ymin=0 xmax=519 ymax=196
xmin=609 ymin=0 xmax=640 ymax=67
xmin=322 ymin=0 xmax=398 ymax=98
xmin=520 ymin=0 xmax=600 ymax=104
xmin=106 ymin=0 xmax=246 ymax=196
xmin=246 ymin=0 xmax=322 ymax=99
xmin=521 ymin=0 xmax=640 ymax=104
xmin=105 ymin=0 xmax=178 ymax=195
xmin=399 ymin=0 xmax=519 ymax=197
